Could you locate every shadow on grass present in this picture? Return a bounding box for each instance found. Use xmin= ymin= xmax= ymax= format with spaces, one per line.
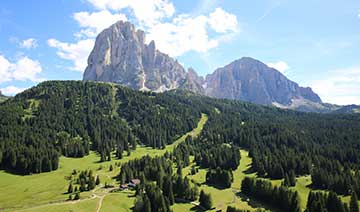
xmin=190 ymin=205 xmax=205 ymax=211
xmin=234 ymin=191 xmax=281 ymax=212
xmin=243 ymin=165 xmax=256 ymax=175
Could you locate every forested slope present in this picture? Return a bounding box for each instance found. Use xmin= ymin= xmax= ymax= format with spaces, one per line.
xmin=0 ymin=81 xmax=201 ymax=174
xmin=1 ymin=80 xmax=360 ymax=201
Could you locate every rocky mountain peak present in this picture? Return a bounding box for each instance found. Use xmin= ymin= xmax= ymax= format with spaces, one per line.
xmin=205 ymin=57 xmax=322 ymax=105
xmin=83 ymin=21 xmax=327 ymax=112
xmin=83 ymin=21 xmax=202 ymax=92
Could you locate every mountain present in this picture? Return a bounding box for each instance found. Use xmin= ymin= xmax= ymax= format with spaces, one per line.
xmin=0 ymin=91 xmax=8 ymax=103
xmin=83 ymin=21 xmax=204 ymax=94
xmin=83 ymin=21 xmax=357 ymax=113
xmin=205 ymin=57 xmax=321 ymax=106
xmin=331 ymin=104 xmax=360 ymax=114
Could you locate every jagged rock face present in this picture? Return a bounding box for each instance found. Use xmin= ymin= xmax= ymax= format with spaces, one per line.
xmin=83 ymin=21 xmax=203 ymax=93
xmin=205 ymin=57 xmax=321 ymax=105
xmin=83 ymin=21 xmax=324 ymax=110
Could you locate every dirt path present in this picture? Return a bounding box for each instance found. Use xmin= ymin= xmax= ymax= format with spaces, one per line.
xmin=11 ymin=115 xmax=208 ymax=212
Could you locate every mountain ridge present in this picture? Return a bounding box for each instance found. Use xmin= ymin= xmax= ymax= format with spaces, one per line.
xmin=83 ymin=21 xmax=356 ymax=113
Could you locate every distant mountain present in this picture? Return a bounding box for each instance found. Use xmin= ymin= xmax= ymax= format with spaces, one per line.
xmin=83 ymin=21 xmax=357 ymax=113
xmin=83 ymin=21 xmax=204 ymax=94
xmin=331 ymin=104 xmax=360 ymax=114
xmin=0 ymin=91 xmax=8 ymax=103
xmin=205 ymin=57 xmax=321 ymax=107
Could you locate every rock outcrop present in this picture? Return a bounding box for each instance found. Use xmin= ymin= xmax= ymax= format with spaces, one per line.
xmin=83 ymin=21 xmax=203 ymax=93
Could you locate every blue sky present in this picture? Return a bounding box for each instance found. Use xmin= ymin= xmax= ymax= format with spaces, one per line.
xmin=0 ymin=0 xmax=360 ymax=105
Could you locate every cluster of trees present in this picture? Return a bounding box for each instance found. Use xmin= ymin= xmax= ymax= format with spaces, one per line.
xmin=56 ymin=132 xmax=89 ymax=157
xmin=193 ymin=95 xmax=360 ymax=195
xmin=283 ymin=170 xmax=296 ymax=187
xmin=116 ymin=88 xmax=202 ymax=149
xmin=305 ymin=191 xmax=358 ymax=212
xmin=0 ymin=81 xmax=202 ymax=174
xmin=118 ymin=154 xmax=199 ymax=204
xmin=241 ymin=177 xmax=301 ymax=212
xmin=311 ymin=159 xmax=360 ymax=196
xmin=206 ymin=168 xmax=233 ymax=188
xmin=173 ymin=136 xmax=241 ymax=171
xmin=134 ymin=183 xmax=171 ymax=212
xmin=68 ymin=170 xmax=98 ymax=193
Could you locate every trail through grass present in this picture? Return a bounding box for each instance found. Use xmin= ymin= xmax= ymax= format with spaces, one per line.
xmin=0 ymin=113 xmax=207 ymax=212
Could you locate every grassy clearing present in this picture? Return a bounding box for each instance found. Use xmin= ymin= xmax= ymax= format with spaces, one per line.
xmin=22 ymin=99 xmax=40 ymax=120
xmin=100 ymin=191 xmax=135 ymax=212
xmin=182 ymin=149 xmax=259 ymax=212
xmin=0 ymin=114 xmax=207 ymax=212
xmin=17 ymin=198 xmax=98 ymax=212
xmin=0 ymin=96 xmax=9 ymax=103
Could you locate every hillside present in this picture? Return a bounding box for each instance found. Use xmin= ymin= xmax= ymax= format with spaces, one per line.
xmin=0 ymin=91 xmax=8 ymax=103
xmin=1 ymin=81 xmax=360 ymax=211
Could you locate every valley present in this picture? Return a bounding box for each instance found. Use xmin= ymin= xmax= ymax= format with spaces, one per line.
xmin=0 ymin=81 xmax=360 ymax=212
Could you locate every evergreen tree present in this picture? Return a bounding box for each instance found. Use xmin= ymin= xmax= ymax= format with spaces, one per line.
xmin=199 ymin=190 xmax=212 ymax=210
xmin=95 ymin=175 xmax=100 ymax=185
xmin=284 ymin=173 xmax=290 ymax=187
xmin=67 ymin=183 xmax=73 ymax=194
xmin=74 ymin=192 xmax=80 ymax=200
xmin=289 ymin=170 xmax=296 ymax=186
xmin=350 ymin=192 xmax=359 ymax=212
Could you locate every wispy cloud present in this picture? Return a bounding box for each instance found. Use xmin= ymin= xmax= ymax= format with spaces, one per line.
xmin=0 ymin=85 xmax=27 ymax=96
xmin=20 ymin=38 xmax=38 ymax=49
xmin=256 ymin=1 xmax=282 ymax=23
xmin=311 ymin=67 xmax=360 ymax=105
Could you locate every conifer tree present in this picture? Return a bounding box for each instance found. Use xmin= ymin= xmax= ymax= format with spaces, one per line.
xmin=67 ymin=183 xmax=73 ymax=194
xmin=95 ymin=175 xmax=100 ymax=185
xmin=350 ymin=192 xmax=359 ymax=212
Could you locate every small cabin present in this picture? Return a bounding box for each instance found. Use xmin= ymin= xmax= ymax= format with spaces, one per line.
xmin=128 ymin=179 xmax=141 ymax=187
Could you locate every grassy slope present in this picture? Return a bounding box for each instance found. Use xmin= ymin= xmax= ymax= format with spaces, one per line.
xmin=0 ymin=114 xmax=207 ymax=212
xmin=179 ymin=150 xmax=259 ymax=212
xmin=2 ymin=112 xmax=359 ymax=212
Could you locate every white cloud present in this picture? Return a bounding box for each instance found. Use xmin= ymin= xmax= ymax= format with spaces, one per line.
xmin=12 ymin=57 xmax=43 ymax=82
xmin=267 ymin=61 xmax=290 ymax=74
xmin=20 ymin=38 xmax=38 ymax=49
xmin=0 ymin=55 xmax=14 ymax=83
xmin=0 ymin=55 xmax=44 ymax=84
xmin=86 ymin=0 xmax=175 ymax=27
xmin=311 ymin=67 xmax=360 ymax=105
xmin=85 ymin=0 xmax=238 ymax=57
xmin=208 ymin=8 xmax=238 ymax=33
xmin=49 ymin=0 xmax=239 ymax=71
xmin=73 ymin=10 xmax=127 ymax=37
xmin=48 ymin=38 xmax=95 ymax=72
xmin=147 ymin=14 xmax=218 ymax=56
xmin=0 ymin=86 xmax=27 ymax=96
xmin=146 ymin=8 xmax=238 ymax=57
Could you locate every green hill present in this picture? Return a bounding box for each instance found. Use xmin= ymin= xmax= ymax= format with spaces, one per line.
xmin=0 ymin=80 xmax=360 ymax=211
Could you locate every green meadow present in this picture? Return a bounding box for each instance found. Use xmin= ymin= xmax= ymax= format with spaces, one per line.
xmin=1 ymin=113 xmax=358 ymax=212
